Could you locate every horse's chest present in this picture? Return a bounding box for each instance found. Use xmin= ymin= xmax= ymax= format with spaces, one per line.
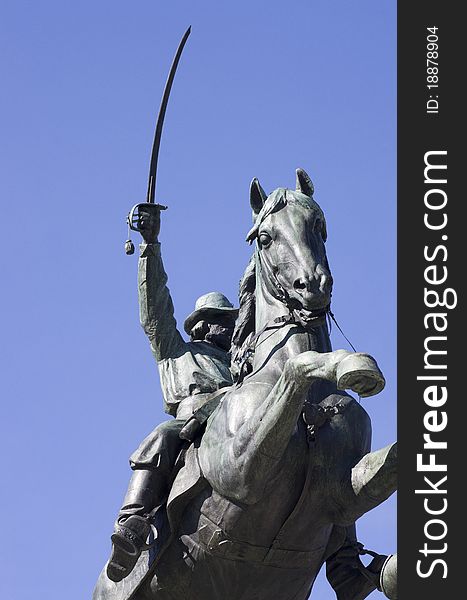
xmin=262 ymin=424 xmax=336 ymax=544
xmin=193 ymin=428 xmax=306 ymax=544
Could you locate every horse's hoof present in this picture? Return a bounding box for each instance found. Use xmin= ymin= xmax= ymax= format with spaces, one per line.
xmin=336 ymin=353 xmax=385 ymax=397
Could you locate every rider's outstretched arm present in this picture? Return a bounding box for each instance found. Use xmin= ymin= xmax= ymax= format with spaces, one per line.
xmin=135 ymin=204 xmax=185 ymax=362
xmin=138 ymin=241 xmax=185 ymax=362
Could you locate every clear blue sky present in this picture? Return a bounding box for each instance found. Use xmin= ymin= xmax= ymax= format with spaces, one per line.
xmin=0 ymin=2 xmax=396 ymax=598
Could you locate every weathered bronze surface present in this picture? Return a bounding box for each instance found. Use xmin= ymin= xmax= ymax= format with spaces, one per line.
xmin=94 ymin=169 xmax=397 ymax=600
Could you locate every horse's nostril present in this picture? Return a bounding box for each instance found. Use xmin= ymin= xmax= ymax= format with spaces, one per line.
xmin=293 ymin=274 xmax=328 ymax=296
xmin=294 ymin=279 xmax=307 ymax=291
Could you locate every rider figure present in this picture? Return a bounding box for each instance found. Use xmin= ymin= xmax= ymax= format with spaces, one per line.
xmin=107 ymin=205 xmax=238 ymax=582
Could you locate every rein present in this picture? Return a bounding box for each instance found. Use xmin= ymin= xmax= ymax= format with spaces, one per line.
xmin=327 ymin=309 xmax=357 ymax=352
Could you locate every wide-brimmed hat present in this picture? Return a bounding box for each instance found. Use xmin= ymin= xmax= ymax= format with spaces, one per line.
xmin=184 ymin=292 xmax=238 ymax=335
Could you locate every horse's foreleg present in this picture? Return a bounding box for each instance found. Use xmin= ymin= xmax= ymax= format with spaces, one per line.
xmin=245 ymin=350 xmax=353 ymax=462
xmin=338 ymin=442 xmax=397 ymax=524
xmin=200 ymin=361 xmax=307 ymax=504
xmin=200 ymin=350 xmax=352 ymax=504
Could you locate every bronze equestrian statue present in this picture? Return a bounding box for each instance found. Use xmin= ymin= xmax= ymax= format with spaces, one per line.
xmin=94 ymin=169 xmax=397 ymax=600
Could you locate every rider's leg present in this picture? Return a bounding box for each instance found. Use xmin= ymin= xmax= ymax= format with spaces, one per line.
xmin=116 ymin=468 xmax=166 ymax=522
xmin=117 ymin=417 xmax=185 ymax=522
xmin=107 ymin=419 xmax=185 ymax=582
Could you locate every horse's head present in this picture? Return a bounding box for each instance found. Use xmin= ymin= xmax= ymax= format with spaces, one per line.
xmin=246 ymin=168 xmax=333 ymax=322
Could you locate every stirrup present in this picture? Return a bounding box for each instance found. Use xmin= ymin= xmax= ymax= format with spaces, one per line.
xmin=106 ymin=515 xmax=154 ymax=582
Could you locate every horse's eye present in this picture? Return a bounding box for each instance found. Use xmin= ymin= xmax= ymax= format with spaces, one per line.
xmin=259 ymin=232 xmax=272 ymax=248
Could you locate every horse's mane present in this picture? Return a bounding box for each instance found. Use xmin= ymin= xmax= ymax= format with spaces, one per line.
xmin=233 ymin=189 xmax=290 ymax=360
xmin=230 ymin=254 xmax=256 ymax=380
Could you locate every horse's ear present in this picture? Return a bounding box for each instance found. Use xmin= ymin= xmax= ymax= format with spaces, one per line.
xmin=296 ymin=168 xmax=314 ymax=197
xmin=250 ymin=178 xmax=267 ymax=217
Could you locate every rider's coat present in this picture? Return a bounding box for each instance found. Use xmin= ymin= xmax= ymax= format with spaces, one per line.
xmin=138 ymin=242 xmax=233 ymax=419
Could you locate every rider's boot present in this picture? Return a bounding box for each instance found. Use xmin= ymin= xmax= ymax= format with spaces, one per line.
xmin=106 ymin=469 xmax=168 ymax=583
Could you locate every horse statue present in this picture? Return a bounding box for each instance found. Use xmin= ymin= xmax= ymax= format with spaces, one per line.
xmin=94 ymin=169 xmax=397 ymax=600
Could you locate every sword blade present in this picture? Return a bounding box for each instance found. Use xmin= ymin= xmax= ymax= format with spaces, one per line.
xmin=147 ymin=26 xmax=191 ymax=203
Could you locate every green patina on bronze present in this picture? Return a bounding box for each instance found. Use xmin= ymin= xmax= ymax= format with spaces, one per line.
xmin=93 ymin=28 xmax=397 ymax=600
xmin=94 ymin=172 xmax=397 ymax=600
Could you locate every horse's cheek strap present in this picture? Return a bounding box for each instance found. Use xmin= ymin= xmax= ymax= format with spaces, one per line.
xmin=257 ymin=249 xmax=289 ymax=306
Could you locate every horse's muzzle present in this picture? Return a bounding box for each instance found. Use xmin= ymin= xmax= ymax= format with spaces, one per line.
xmin=291 ymin=270 xmax=332 ymax=311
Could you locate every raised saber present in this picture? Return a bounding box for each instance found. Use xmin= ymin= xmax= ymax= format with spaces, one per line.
xmin=147 ymin=25 xmax=191 ymax=204
xmin=126 ymin=26 xmax=191 ymax=254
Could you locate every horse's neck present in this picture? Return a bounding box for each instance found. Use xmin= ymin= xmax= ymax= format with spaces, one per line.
xmin=253 ymin=272 xmax=332 ymax=371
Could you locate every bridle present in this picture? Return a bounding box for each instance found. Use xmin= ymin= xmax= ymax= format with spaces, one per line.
xmin=255 ymin=243 xmax=331 ymax=324
xmin=235 ymin=244 xmax=330 ymax=385
xmin=235 ymin=192 xmax=355 ymax=384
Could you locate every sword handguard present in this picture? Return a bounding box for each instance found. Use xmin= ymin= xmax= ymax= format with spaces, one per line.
xmin=127 ymin=203 xmax=168 ymax=233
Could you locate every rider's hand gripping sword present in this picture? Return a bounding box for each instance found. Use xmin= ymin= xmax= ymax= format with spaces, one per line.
xmin=125 ymin=26 xmax=191 ymax=255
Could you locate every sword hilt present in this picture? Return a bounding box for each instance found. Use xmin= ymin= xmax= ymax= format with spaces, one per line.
xmin=125 ymin=203 xmax=168 ymax=255
xmin=127 ymin=203 xmax=168 ymax=233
